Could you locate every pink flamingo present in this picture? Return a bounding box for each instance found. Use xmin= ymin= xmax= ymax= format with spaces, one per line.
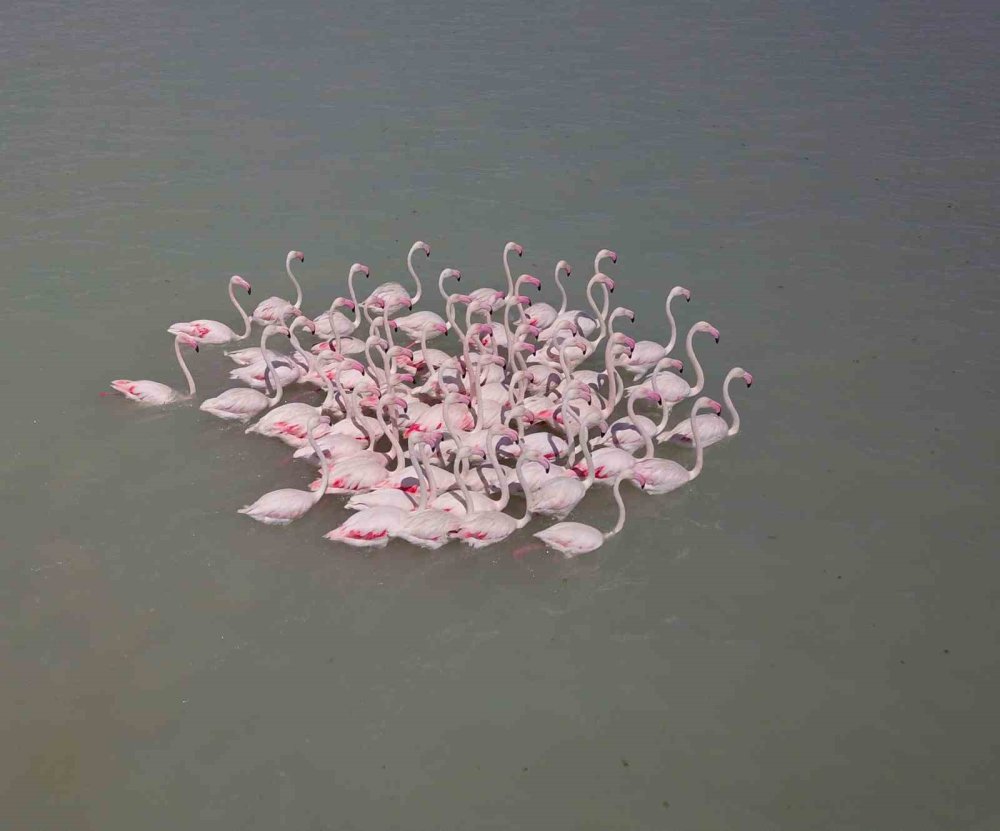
xmin=467 ymin=241 xmax=522 ymax=311
xmin=594 ymin=358 xmax=684 ymax=452
xmin=168 ymin=275 xmax=253 ymax=345
xmin=529 ymin=410 xmax=597 ymax=519
xmin=571 ymin=388 xmax=661 ymax=483
xmin=251 ymin=250 xmax=305 ymax=324
xmin=237 ymin=418 xmax=328 ymax=525
xmin=622 ymin=286 xmax=691 ymax=379
xmin=660 ymin=368 xmax=753 ymax=447
xmin=111 ymin=334 xmax=199 ymax=405
xmin=314 ymin=264 xmax=370 ymax=338
xmin=451 ymin=451 xmax=551 ymax=548
xmin=534 ymin=473 xmax=630 ymax=558
xmin=632 ymin=397 xmax=721 ymax=494
xmin=628 ymin=321 xmax=719 ymax=402
xmin=324 ymin=504 xmax=408 ymax=548
xmin=364 ymin=241 xmax=431 ymax=312
xmin=395 ymin=443 xmax=463 ymax=548
xmin=526 ymin=260 xmax=571 ymax=330
xmin=199 ymin=325 xmax=289 ymax=421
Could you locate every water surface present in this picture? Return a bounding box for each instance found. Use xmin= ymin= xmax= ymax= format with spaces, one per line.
xmin=2 ymin=0 xmax=998 ymax=828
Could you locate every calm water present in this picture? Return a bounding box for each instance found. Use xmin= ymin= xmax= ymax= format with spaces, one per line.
xmin=2 ymin=0 xmax=998 ymax=828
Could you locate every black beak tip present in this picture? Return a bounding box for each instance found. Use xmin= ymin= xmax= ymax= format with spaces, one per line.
xmin=715 ymin=336 xmax=720 ymax=343
xmin=194 ymin=344 xmax=199 ymax=352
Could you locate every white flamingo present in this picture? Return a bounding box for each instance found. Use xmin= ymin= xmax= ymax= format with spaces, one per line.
xmin=252 ymin=250 xmax=305 ymax=324
xmin=168 ymin=275 xmax=253 ymax=345
xmin=111 ymin=334 xmax=199 ymax=405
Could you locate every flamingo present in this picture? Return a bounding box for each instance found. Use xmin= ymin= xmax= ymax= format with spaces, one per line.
xmin=451 ymin=451 xmax=550 ymax=548
xmin=168 ymin=275 xmax=253 ymax=345
xmin=659 ymin=368 xmax=753 ymax=447
xmin=534 ymin=473 xmax=630 ymax=558
xmin=466 ymin=241 xmax=522 ymax=311
xmin=622 ymin=286 xmax=691 ymax=379
xmin=252 ymin=250 xmax=305 ymax=325
xmin=395 ymin=443 xmax=463 ymax=549
xmin=632 ymin=397 xmax=721 ymax=494
xmin=628 ymin=321 xmax=719 ymax=402
xmin=110 ymin=334 xmax=199 ymax=405
xmin=314 ymin=263 xmax=370 ymax=338
xmin=571 ymin=388 xmax=661 ymax=483
xmin=528 ymin=409 xmax=597 ymax=519
xmin=237 ymin=418 xmax=328 ymax=525
xmin=364 ymin=241 xmax=430 ymax=312
xmin=526 ymin=261 xmax=570 ymax=331
xmin=199 ymin=325 xmax=289 ymax=421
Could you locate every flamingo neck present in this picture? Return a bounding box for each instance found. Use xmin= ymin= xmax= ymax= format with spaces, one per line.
xmin=487 ymin=430 xmax=511 ymax=511
xmin=310 ymin=425 xmax=330 ymax=502
xmin=605 ymin=476 xmax=627 ymax=538
xmin=286 ymin=255 xmax=303 ymax=309
xmin=574 ymin=410 xmax=595 ymax=486
xmin=686 ymin=326 xmax=706 ymax=397
xmin=230 ymin=279 xmax=252 ymax=339
xmin=514 ymin=456 xmax=536 ymax=528
xmin=503 ymin=248 xmax=515 ymax=297
xmin=174 ymin=337 xmax=196 ymax=397
xmin=689 ymin=401 xmax=707 ymax=479
xmin=723 ymin=369 xmax=741 ymax=436
xmin=628 ymin=394 xmax=653 ymax=460
xmin=663 ymin=293 xmax=679 ymax=355
xmin=260 ymin=330 xmax=283 ymax=405
xmin=555 ymin=265 xmax=568 ymax=315
xmin=407 ymin=246 xmax=423 ymax=305
xmin=347 ymin=270 xmax=362 ymax=327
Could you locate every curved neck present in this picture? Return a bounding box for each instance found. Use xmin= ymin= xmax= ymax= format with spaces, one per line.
xmin=686 ymin=326 xmax=706 ymax=397
xmin=573 ymin=410 xmax=594 ymax=485
xmin=345 ymin=390 xmax=370 ymax=445
xmin=605 ymin=477 xmax=627 ymax=538
xmin=652 ymin=361 xmax=673 ymax=432
xmin=503 ymin=248 xmax=515 ymax=297
xmin=259 ymin=329 xmax=283 ymax=405
xmin=174 ymin=337 xmax=196 ymax=397
xmin=407 ymin=246 xmax=423 ymax=305
xmin=411 ymin=445 xmax=431 ymax=510
xmin=347 ymin=270 xmax=362 ymax=327
xmin=310 ymin=426 xmax=330 ymax=502
xmin=688 ymin=401 xmax=707 ymax=479
xmin=486 ymin=431 xmax=511 ymax=511
xmin=513 ymin=456 xmax=535 ymax=528
xmin=286 ymin=255 xmax=303 ymax=309
xmin=453 ymin=455 xmax=474 ymax=512
xmin=555 ymin=264 xmax=568 ymax=315
xmin=447 ymin=297 xmax=466 ymax=343
xmin=229 ymin=280 xmax=252 ymax=339
xmin=663 ymin=293 xmax=679 ymax=355
xmin=628 ymin=394 xmax=653 ymax=459
xmin=723 ymin=370 xmax=741 ymax=436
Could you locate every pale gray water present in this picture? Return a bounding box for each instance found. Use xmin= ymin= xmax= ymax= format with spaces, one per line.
xmin=2 ymin=0 xmax=998 ymax=828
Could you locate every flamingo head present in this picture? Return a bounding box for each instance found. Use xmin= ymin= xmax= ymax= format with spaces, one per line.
xmin=596 ymin=248 xmax=618 ymax=268
xmin=695 ymin=321 xmax=720 ymax=343
xmin=516 ymin=342 xmax=538 ymax=356
xmin=290 ymin=250 xmax=305 ymax=263
xmin=506 ymin=241 xmax=524 ymax=257
xmin=333 ymin=297 xmax=356 ymax=311
xmin=388 ymin=345 xmax=414 ymax=360
xmin=618 ymin=307 xmax=636 ymax=323
xmin=595 ymin=273 xmax=616 ymax=293
xmin=177 ymin=334 xmax=200 ymax=352
xmin=696 ymin=397 xmax=723 ymax=415
xmin=232 ymin=275 xmax=251 ymax=294
xmin=514 ymin=294 xmax=532 ymax=308
xmin=340 ymin=358 xmax=365 ymax=373
xmin=638 ymin=388 xmax=662 ymax=405
xmin=519 ymin=274 xmax=542 ymax=292
xmin=742 ymin=369 xmax=754 ymax=387
xmin=671 ymin=285 xmax=692 ymax=302
xmin=442 ymin=268 xmax=461 ymax=283
xmin=414 ymin=241 xmax=431 ymax=257
xmin=557 ymin=260 xmax=572 ymax=277
xmin=664 ymin=357 xmax=684 ymax=374
xmin=433 ymin=321 xmax=449 ymax=334
xmin=351 ymin=263 xmax=370 ymax=278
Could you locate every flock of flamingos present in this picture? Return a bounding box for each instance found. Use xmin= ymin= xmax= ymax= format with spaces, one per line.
xmin=111 ymin=243 xmax=752 ymax=556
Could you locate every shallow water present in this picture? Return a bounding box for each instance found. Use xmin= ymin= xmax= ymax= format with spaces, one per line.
xmin=2 ymin=0 xmax=998 ymax=828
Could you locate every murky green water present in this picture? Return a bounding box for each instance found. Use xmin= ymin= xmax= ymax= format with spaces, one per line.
xmin=2 ymin=0 xmax=998 ymax=827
